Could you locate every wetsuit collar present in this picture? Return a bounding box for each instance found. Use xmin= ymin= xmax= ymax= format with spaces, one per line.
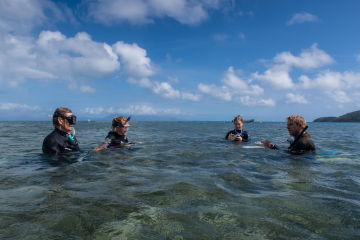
xmin=289 ymin=126 xmax=308 ymax=149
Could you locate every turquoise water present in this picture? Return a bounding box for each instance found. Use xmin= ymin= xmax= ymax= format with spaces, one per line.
xmin=0 ymin=121 xmax=360 ymax=239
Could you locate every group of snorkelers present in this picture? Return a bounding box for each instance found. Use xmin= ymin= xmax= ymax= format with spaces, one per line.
xmin=42 ymin=107 xmax=315 ymax=156
xmin=226 ymin=115 xmax=315 ymax=154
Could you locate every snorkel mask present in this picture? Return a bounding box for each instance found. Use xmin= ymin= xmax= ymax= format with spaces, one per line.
xmin=53 ymin=112 xmax=77 ymax=125
xmin=112 ymin=116 xmax=131 ymax=128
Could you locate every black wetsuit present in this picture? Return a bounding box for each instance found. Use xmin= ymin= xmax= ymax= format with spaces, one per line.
xmin=104 ymin=131 xmax=129 ymax=149
xmin=287 ymin=132 xmax=315 ymax=154
xmin=225 ymin=129 xmax=249 ymax=141
xmin=42 ymin=128 xmax=80 ymax=155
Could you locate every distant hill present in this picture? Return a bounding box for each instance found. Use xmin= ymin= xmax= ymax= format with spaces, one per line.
xmin=314 ymin=110 xmax=360 ymax=122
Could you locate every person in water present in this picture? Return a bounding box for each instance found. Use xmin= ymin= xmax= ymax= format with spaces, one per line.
xmin=262 ymin=115 xmax=315 ymax=154
xmin=225 ymin=115 xmax=249 ymax=142
xmin=42 ymin=107 xmax=80 ymax=155
xmin=94 ymin=116 xmax=133 ymax=151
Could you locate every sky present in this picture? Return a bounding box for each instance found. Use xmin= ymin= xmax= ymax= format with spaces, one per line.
xmin=1 ymin=0 xmax=360 ymax=121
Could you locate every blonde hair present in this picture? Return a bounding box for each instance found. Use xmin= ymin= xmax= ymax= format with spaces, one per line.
xmin=287 ymin=115 xmax=306 ymax=128
xmin=233 ymin=115 xmax=243 ymax=123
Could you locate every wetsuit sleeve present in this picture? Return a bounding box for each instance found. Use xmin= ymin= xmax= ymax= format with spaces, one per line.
xmin=225 ymin=130 xmax=233 ymax=139
xmin=42 ymin=136 xmax=60 ymax=155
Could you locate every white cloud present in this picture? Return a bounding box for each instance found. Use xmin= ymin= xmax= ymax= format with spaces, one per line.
xmin=84 ymin=107 xmax=105 ymax=115
xmin=326 ymin=90 xmax=351 ymax=103
xmin=239 ymin=96 xmax=276 ymax=107
xmin=84 ymin=104 xmax=182 ymax=115
xmin=285 ymin=93 xmax=308 ymax=104
xmin=0 ymin=102 xmax=40 ymax=111
xmin=314 ymin=71 xmax=343 ymax=90
xmin=198 ymin=83 xmax=232 ymax=101
xmin=199 ymin=66 xmax=272 ymax=106
xmin=274 ymin=44 xmax=333 ymax=69
xmin=253 ymin=44 xmax=333 ymax=89
xmin=87 ymin=0 xmax=225 ymax=25
xmin=252 ymin=65 xmax=294 ymax=89
xmin=112 ymin=41 xmax=154 ymax=78
xmin=222 ymin=66 xmax=264 ymax=95
xmin=0 ymin=0 xmax=63 ymax=34
xmin=0 ymin=31 xmax=120 ymax=90
xmin=152 ymin=81 xmax=181 ymax=98
xmin=287 ymin=12 xmax=320 ymax=26
xmin=80 ymin=85 xmax=96 ymax=93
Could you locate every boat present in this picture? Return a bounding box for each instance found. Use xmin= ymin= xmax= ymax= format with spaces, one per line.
xmin=244 ymin=119 xmax=254 ymax=123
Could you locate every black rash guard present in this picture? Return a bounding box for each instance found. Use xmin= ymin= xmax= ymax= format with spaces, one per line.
xmin=104 ymin=131 xmax=129 ymax=149
xmin=42 ymin=128 xmax=80 ymax=155
xmin=225 ymin=129 xmax=249 ymax=141
xmin=287 ymin=132 xmax=315 ymax=154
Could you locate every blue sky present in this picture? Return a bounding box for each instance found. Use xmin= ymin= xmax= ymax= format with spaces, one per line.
xmin=1 ymin=0 xmax=360 ymax=121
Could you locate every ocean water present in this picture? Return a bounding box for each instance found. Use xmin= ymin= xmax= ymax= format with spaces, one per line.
xmin=0 ymin=121 xmax=360 ymax=239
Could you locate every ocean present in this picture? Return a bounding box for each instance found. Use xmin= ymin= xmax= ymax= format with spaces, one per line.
xmin=0 ymin=121 xmax=359 ymax=239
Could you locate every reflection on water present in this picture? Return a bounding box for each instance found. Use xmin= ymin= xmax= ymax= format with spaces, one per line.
xmin=0 ymin=121 xmax=360 ymax=239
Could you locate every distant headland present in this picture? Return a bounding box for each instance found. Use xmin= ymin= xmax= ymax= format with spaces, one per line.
xmin=314 ymin=110 xmax=360 ymax=122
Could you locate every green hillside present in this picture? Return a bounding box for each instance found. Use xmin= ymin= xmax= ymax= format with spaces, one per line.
xmin=314 ymin=110 xmax=360 ymax=122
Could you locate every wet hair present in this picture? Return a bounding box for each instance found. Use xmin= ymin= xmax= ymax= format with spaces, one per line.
xmin=233 ymin=115 xmax=244 ymax=123
xmin=53 ymin=107 xmax=72 ymax=126
xmin=287 ymin=115 xmax=306 ymax=128
xmin=112 ymin=116 xmax=129 ymax=130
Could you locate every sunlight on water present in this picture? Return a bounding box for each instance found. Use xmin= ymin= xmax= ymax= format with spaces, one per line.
xmin=0 ymin=121 xmax=359 ymax=239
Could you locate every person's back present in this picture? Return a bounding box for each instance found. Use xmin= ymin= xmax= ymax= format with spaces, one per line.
xmin=42 ymin=107 xmax=80 ymax=156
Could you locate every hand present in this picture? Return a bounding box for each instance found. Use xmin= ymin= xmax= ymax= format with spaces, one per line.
xmin=233 ymin=134 xmax=242 ymax=141
xmin=261 ymin=139 xmax=274 ymax=148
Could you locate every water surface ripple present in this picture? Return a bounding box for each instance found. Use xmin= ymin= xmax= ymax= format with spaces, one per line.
xmin=0 ymin=121 xmax=359 ymax=239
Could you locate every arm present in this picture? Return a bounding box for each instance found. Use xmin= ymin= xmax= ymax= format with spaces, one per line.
xmin=261 ymin=140 xmax=279 ymax=149
xmin=93 ymin=138 xmax=111 ymax=151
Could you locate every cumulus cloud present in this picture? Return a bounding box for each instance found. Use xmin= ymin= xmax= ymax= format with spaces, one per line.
xmin=83 ymin=104 xmax=182 ymax=115
xmin=287 ymin=12 xmax=320 ymax=26
xmin=0 ymin=0 xmax=64 ymax=34
xmin=274 ymin=44 xmax=333 ymax=69
xmin=0 ymin=31 xmax=120 ymax=90
xmin=198 ymin=83 xmax=232 ymax=101
xmin=253 ymin=44 xmax=333 ymax=89
xmin=198 ymin=66 xmax=274 ymax=106
xmin=87 ymin=0 xmax=224 ymax=25
xmin=0 ymin=102 xmax=40 ymax=111
xmin=285 ymin=93 xmax=308 ymax=104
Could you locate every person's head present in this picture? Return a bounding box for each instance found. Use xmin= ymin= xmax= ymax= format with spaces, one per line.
xmin=286 ymin=115 xmax=306 ymax=137
xmin=233 ymin=115 xmax=244 ymax=131
xmin=112 ymin=116 xmax=130 ymax=136
xmin=53 ymin=107 xmax=76 ymax=132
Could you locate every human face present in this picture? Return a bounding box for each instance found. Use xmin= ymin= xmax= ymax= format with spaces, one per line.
xmin=58 ymin=112 xmax=74 ymax=132
xmin=115 ymin=124 xmax=129 ymax=136
xmin=287 ymin=121 xmax=301 ymax=137
xmin=233 ymin=120 xmax=243 ymax=131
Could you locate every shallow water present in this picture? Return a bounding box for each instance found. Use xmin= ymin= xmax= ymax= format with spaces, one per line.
xmin=0 ymin=121 xmax=359 ymax=239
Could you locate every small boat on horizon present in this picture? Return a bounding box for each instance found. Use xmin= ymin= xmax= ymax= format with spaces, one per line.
xmin=244 ymin=119 xmax=254 ymax=123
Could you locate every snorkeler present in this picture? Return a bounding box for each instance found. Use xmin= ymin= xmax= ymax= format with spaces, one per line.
xmin=42 ymin=107 xmax=80 ymax=155
xmin=225 ymin=115 xmax=249 ymax=142
xmin=261 ymin=115 xmax=315 ymax=154
xmin=94 ymin=116 xmax=136 ymax=151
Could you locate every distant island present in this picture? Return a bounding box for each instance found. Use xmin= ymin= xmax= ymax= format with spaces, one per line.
xmin=314 ymin=110 xmax=360 ymax=122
